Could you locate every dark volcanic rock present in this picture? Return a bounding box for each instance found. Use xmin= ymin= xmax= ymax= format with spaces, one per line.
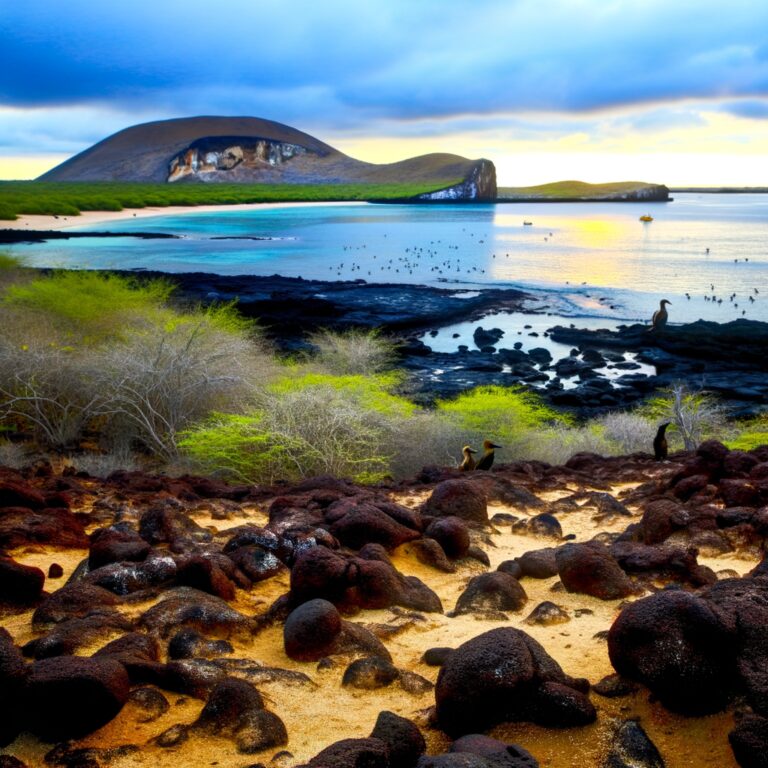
xmin=283 ymin=598 xmax=342 ymax=661
xmin=0 ymin=556 xmax=45 ymax=605
xmin=435 ymin=627 xmax=595 ymax=737
xmin=555 ymin=543 xmax=636 ymax=600
xmin=0 ymin=628 xmax=27 ymax=747
xmin=370 ymin=710 xmax=426 ymax=767
xmin=23 ymin=656 xmax=130 ymax=741
xmin=605 ymin=720 xmax=665 ymax=768
xmin=192 ymin=677 xmax=287 ymax=753
xmin=608 ymin=589 xmax=735 ymax=714
xmin=167 ymin=628 xmax=233 ymax=660
xmin=453 ymin=572 xmax=528 ymax=616
xmin=304 ymin=737 xmax=390 ymax=768
xmin=327 ymin=500 xmax=421 ymax=550
xmin=422 ymin=480 xmax=488 ymax=524
xmin=516 ymin=548 xmax=559 ymax=579
xmin=0 ymin=506 xmax=88 ymax=550
xmin=341 ymin=656 xmax=399 ymax=689
xmin=32 ymin=582 xmax=121 ymax=627
xmin=729 ymin=713 xmax=768 ymax=768
xmin=524 ymin=601 xmax=570 ymax=626
xmin=88 ymin=526 xmax=151 ymax=569
xmin=425 ymin=516 xmax=471 ymax=559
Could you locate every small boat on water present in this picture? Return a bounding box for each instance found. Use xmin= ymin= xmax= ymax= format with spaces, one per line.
xmin=523 ymin=221 xmax=533 ymax=226
xmin=639 ymin=214 xmax=653 ymax=222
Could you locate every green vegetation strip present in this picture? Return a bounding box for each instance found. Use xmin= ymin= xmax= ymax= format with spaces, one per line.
xmin=0 ymin=180 xmax=462 ymax=220
xmin=498 ymin=180 xmax=659 ymax=200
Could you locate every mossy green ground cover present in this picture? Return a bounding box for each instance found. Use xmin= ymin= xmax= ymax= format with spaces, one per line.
xmin=0 ymin=180 xmax=462 ymax=220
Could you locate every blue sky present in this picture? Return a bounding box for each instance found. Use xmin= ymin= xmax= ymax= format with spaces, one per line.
xmin=1 ymin=0 xmax=767 ymax=184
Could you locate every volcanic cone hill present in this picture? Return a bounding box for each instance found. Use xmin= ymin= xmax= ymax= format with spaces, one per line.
xmin=39 ymin=116 xmax=497 ymax=200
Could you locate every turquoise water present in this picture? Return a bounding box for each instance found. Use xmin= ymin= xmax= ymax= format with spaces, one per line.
xmin=7 ymin=193 xmax=768 ymax=324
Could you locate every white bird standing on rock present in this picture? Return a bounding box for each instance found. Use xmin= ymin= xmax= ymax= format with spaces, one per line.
xmin=650 ymin=299 xmax=671 ymax=332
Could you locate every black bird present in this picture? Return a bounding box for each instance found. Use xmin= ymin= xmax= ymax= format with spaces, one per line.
xmin=459 ymin=445 xmax=477 ymax=471
xmin=653 ymin=422 xmax=671 ymax=461
xmin=475 ymin=440 xmax=501 ymax=471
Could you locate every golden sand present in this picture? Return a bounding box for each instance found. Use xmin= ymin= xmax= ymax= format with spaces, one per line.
xmin=2 ymin=484 xmax=755 ymax=767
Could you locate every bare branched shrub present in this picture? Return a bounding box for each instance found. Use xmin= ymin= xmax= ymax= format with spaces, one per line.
xmin=307 ymin=328 xmax=397 ymax=375
xmin=67 ymin=449 xmax=142 ymax=477
xmin=0 ymin=336 xmax=106 ymax=449
xmin=596 ymin=411 xmax=657 ymax=454
xmin=639 ymin=382 xmax=728 ymax=451
xmin=0 ymin=440 xmax=27 ymax=469
xmin=98 ymin=318 xmax=274 ymax=461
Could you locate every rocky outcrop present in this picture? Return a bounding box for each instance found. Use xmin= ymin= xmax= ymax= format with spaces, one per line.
xmin=416 ymin=160 xmax=497 ymax=201
xmin=168 ymin=136 xmax=316 ymax=182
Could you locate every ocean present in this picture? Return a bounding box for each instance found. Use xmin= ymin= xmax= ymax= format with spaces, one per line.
xmin=6 ymin=193 xmax=768 ymax=328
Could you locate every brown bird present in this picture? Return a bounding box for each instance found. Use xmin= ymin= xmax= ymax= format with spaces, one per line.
xmin=650 ymin=299 xmax=671 ymax=331
xmin=459 ymin=445 xmax=477 ymax=471
xmin=653 ymin=422 xmax=671 ymax=461
xmin=475 ymin=440 xmax=501 ymax=471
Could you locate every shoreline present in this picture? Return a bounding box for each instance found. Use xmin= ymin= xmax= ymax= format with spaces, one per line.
xmin=0 ymin=199 xmax=368 ymax=231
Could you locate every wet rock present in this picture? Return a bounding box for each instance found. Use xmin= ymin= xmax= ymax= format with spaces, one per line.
xmin=610 ymin=541 xmax=716 ymax=587
xmin=435 ymin=627 xmax=596 ymax=737
xmin=604 ymin=719 xmax=665 ymax=768
xmin=524 ymin=601 xmax=570 ymax=626
xmin=304 ymin=737 xmax=389 ymax=768
xmin=42 ymin=744 xmax=140 ymax=767
xmin=425 ymin=516 xmax=471 ymax=559
xmin=453 ymin=572 xmax=528 ymax=616
xmin=400 ymin=670 xmax=435 ymax=695
xmin=32 ymin=582 xmax=120 ymax=627
xmin=341 ymin=656 xmax=399 ymax=689
xmin=192 ymin=677 xmax=288 ymax=753
xmin=0 ymin=506 xmax=88 ymax=550
xmin=0 ymin=628 xmax=27 ymax=747
xmin=370 ymin=710 xmax=426 ymax=767
xmin=556 ymin=543 xmax=636 ymax=600
xmin=88 ymin=526 xmax=150 ymax=569
xmin=516 ymin=548 xmax=559 ymax=579
xmin=168 ymin=628 xmax=234 ymax=660
xmin=163 ymin=658 xmax=228 ymax=697
xmin=0 ymin=556 xmax=45 ymax=606
xmin=227 ymin=545 xmax=285 ymax=582
xmin=126 ymin=686 xmax=170 ymax=723
xmin=85 ymin=553 xmax=178 ymax=595
xmin=608 ymin=589 xmax=734 ymax=714
xmin=23 ymin=656 xmax=130 ymax=741
xmin=422 ymin=480 xmax=488 ymax=524
xmin=729 ymin=713 xmax=768 ymax=768
xmin=138 ymin=587 xmax=253 ymax=638
xmin=24 ymin=613 xmax=133 ymax=659
xmin=283 ymin=599 xmax=342 ymax=662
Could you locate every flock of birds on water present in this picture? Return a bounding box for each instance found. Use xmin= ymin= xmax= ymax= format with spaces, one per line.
xmin=323 ymin=222 xmax=762 ymax=322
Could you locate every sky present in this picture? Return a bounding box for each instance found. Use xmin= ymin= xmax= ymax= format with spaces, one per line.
xmin=1 ymin=0 xmax=767 ymax=186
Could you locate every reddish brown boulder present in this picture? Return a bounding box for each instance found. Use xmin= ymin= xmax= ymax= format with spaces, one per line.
xmin=637 ymin=499 xmax=690 ymax=544
xmin=555 ymin=543 xmax=635 ymax=600
xmin=0 ymin=556 xmax=45 ymax=605
xmin=0 ymin=628 xmax=27 ymax=747
xmin=425 ymin=516 xmax=470 ymax=559
xmin=23 ymin=656 xmax=130 ymax=741
xmin=0 ymin=507 xmax=88 ymax=550
xmin=326 ymin=500 xmax=421 ymax=551
xmin=435 ymin=627 xmax=595 ymax=737
xmin=283 ymin=598 xmax=342 ymax=661
xmin=453 ymin=572 xmax=528 ymax=615
xmin=88 ymin=526 xmax=151 ymax=569
xmin=422 ymin=480 xmax=488 ymax=524
xmin=608 ymin=589 xmax=735 ymax=714
xmin=719 ymin=479 xmax=760 ymax=508
xmin=304 ymin=737 xmax=390 ymax=768
xmin=0 ymin=481 xmax=45 ymax=509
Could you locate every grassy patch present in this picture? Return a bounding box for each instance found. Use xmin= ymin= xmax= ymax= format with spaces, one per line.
xmin=498 ymin=180 xmax=663 ymax=200
xmin=0 ymin=180 xmax=462 ymax=220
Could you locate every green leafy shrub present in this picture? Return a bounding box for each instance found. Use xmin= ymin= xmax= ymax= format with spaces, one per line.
xmin=181 ymin=373 xmax=413 ymax=483
xmin=726 ymin=415 xmax=768 ymax=451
